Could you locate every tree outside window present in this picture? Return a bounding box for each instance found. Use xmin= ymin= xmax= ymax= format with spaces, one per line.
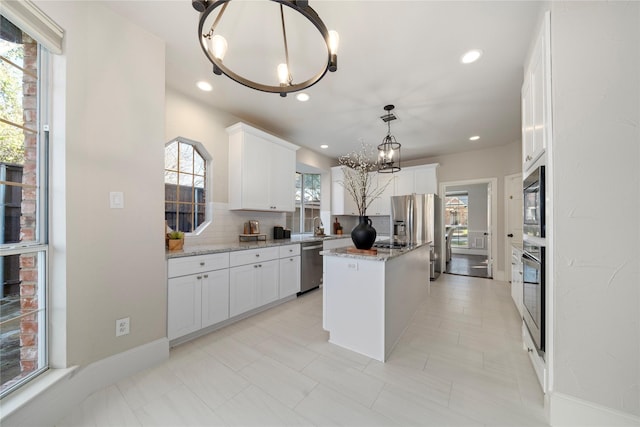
xmin=164 ymin=138 xmax=210 ymax=233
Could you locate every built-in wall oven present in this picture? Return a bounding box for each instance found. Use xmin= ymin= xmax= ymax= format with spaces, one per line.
xmin=522 ymin=241 xmax=545 ymax=353
xmin=523 ymin=165 xmax=545 ymax=238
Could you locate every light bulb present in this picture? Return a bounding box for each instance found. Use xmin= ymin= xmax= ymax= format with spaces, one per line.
xmin=208 ymin=34 xmax=228 ymax=60
xmin=328 ymin=30 xmax=339 ymax=54
xmin=277 ymin=63 xmax=290 ymax=85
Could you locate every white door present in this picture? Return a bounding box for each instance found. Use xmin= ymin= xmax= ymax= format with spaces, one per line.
xmin=167 ymin=275 xmax=202 ymax=340
xmin=257 ymin=259 xmax=280 ymax=306
xmin=201 ymin=269 xmax=230 ymax=328
xmin=279 ymin=256 xmax=300 ymax=298
xmin=229 ymin=264 xmax=258 ymax=317
xmin=505 ymin=173 xmax=524 ymax=282
xmin=486 ymin=182 xmax=493 ymax=278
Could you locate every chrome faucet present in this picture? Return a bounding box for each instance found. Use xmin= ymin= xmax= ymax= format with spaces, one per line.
xmin=313 ymin=217 xmax=324 ymax=236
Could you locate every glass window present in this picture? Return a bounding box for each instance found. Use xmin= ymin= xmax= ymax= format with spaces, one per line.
xmin=164 ymin=138 xmax=210 ymax=233
xmin=1 ymin=15 xmax=49 ymax=398
xmin=288 ymin=172 xmax=321 ymax=234
xmin=445 ymin=193 xmax=468 ymax=248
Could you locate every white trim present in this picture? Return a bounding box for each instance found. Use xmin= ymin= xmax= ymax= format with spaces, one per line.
xmin=548 ymin=392 xmax=640 ymax=426
xmin=503 ymin=172 xmax=523 ymax=283
xmin=1 ymin=338 xmax=169 ymax=427
xmin=1 ymin=0 xmax=63 ymax=54
xmin=440 ymin=177 xmax=498 ymax=279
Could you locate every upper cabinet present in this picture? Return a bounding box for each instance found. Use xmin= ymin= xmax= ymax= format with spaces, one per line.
xmin=227 ymin=123 xmax=299 ymax=212
xmin=394 ymin=164 xmax=439 ymax=196
xmin=522 ymin=12 xmax=551 ymax=172
xmin=331 ymin=164 xmax=438 ymax=216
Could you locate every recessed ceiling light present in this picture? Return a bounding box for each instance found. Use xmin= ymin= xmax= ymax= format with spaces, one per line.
xmin=296 ymin=93 xmax=310 ymax=102
xmin=196 ymin=81 xmax=212 ymax=91
xmin=469 ymin=135 xmax=480 ymax=141
xmin=320 ymin=144 xmax=328 ymax=149
xmin=461 ymin=49 xmax=483 ymax=64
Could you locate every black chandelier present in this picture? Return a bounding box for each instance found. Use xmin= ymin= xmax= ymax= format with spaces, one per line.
xmin=378 ymin=105 xmax=401 ymax=173
xmin=192 ymin=0 xmax=339 ymax=97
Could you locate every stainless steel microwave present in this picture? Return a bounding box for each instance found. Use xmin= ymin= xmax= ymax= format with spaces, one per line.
xmin=523 ymin=165 xmax=545 ymax=238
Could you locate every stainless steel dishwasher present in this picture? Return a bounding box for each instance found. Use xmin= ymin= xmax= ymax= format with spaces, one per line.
xmin=300 ymin=241 xmax=323 ymax=294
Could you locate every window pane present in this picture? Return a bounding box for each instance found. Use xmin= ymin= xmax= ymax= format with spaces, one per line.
xmin=0 ymin=251 xmax=47 ymax=396
xmin=165 ymin=183 xmax=177 ymax=202
xmin=177 ymin=203 xmax=192 ymax=233
xmin=194 ymin=203 xmax=205 ymax=229
xmin=194 ymin=175 xmax=204 ymax=189
xmin=164 ymin=170 xmax=177 ymax=185
xmin=178 ymin=143 xmax=193 ymax=174
xmin=193 ymin=152 xmax=205 ymax=176
xmin=165 ymin=141 xmax=177 ymax=171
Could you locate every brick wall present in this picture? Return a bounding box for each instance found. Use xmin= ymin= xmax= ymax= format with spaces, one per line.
xmin=19 ymin=34 xmax=39 ymax=376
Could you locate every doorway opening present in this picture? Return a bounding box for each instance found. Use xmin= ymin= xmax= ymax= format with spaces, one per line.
xmin=440 ymin=179 xmax=497 ymax=279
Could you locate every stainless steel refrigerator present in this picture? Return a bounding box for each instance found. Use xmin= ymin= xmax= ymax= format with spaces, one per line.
xmin=390 ymin=194 xmax=441 ymax=280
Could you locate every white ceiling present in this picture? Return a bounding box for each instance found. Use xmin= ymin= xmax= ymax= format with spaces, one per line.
xmin=104 ymin=1 xmax=544 ymax=162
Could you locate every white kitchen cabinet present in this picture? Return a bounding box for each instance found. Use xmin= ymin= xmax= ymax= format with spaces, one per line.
xmin=229 ymin=259 xmax=279 ymax=317
xmin=227 ymin=122 xmax=299 ymax=212
xmin=511 ymin=246 xmax=523 ymax=316
xmin=393 ymin=164 xmax=439 ymax=196
xmin=229 ymin=246 xmax=281 ymax=317
xmin=522 ymin=13 xmax=550 ymax=172
xmin=279 ymin=244 xmax=301 ymax=298
xmin=367 ymin=173 xmax=395 ymax=216
xmin=167 ymin=252 xmax=230 ymax=340
xmin=331 ymin=166 xmax=358 ymax=215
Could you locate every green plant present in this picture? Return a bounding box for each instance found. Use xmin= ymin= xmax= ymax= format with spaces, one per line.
xmin=168 ymin=231 xmax=184 ymax=240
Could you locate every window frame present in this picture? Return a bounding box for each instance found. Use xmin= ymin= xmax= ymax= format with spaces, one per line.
xmin=0 ymin=22 xmax=51 ymax=398
xmin=164 ymin=137 xmax=212 ymax=235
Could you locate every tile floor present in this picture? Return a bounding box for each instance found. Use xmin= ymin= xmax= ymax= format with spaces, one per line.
xmin=445 ymin=254 xmax=491 ymax=279
xmin=56 ymin=274 xmax=548 ymax=426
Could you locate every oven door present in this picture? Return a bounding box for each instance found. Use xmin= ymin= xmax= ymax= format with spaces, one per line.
xmin=523 ymin=165 xmax=545 ymax=237
xmin=522 ymin=248 xmax=545 ymax=352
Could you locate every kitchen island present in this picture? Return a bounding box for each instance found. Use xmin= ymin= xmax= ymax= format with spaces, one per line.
xmin=321 ymin=243 xmax=431 ymax=362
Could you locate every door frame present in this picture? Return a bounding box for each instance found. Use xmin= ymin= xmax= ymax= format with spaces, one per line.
xmin=439 ymin=177 xmax=498 ymax=279
xmin=504 ymin=172 xmax=523 ymax=282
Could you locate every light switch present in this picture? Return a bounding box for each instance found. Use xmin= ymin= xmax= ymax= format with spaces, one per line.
xmin=110 ymin=191 xmax=124 ymax=209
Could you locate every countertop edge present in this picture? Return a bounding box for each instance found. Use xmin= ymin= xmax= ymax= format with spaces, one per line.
xmin=320 ymin=241 xmax=431 ymax=262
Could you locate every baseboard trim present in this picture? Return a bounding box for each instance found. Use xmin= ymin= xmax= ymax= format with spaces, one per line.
xmin=548 ymin=392 xmax=640 ymax=426
xmin=2 ymin=338 xmax=169 ymax=427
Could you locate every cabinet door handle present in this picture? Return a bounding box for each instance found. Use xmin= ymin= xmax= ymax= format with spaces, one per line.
xmin=200 ymin=262 xmax=205 ymax=266
xmin=507 ymin=233 xmax=514 ymax=238
xmin=254 ymin=265 xmax=258 ymax=268
xmin=203 ymin=274 xmax=208 ymax=278
xmin=197 ymin=276 xmax=202 ymax=280
xmin=255 ymin=254 xmax=260 ymax=257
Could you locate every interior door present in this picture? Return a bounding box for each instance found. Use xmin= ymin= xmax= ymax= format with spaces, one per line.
xmin=505 ymin=173 xmax=524 ymax=281
xmin=486 ymin=182 xmax=493 ymax=278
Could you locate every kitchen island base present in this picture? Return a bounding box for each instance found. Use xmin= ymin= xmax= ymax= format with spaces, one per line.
xmin=322 ymin=244 xmax=430 ymax=362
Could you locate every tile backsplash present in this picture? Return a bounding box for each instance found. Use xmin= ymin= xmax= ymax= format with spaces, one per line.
xmin=184 ymin=202 xmax=287 ymax=245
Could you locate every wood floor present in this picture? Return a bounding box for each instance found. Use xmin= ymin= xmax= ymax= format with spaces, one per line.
xmin=446 ymin=254 xmax=492 ymax=279
xmin=56 ymin=274 xmax=547 ymax=426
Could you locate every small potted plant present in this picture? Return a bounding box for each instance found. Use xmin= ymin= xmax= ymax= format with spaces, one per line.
xmin=167 ymin=230 xmax=184 ymax=251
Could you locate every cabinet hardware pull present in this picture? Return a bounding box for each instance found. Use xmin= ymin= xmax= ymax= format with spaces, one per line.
xmin=197 ymin=276 xmax=202 ymax=279
xmin=254 ymin=265 xmax=258 ymax=268
xmin=204 ymin=274 xmax=208 ymax=278
xmin=200 ymin=262 xmax=205 ymax=266
xmin=255 ymin=254 xmax=260 ymax=257
xmin=527 ymin=347 xmax=533 ymax=353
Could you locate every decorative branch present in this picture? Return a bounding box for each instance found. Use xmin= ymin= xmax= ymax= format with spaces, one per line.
xmin=338 ymin=143 xmax=392 ymax=216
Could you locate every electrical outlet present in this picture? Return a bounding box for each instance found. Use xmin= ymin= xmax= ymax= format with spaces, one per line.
xmin=116 ymin=317 xmax=130 ymax=337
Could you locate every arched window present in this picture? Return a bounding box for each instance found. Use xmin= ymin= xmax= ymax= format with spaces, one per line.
xmin=164 ymin=137 xmax=211 ymax=233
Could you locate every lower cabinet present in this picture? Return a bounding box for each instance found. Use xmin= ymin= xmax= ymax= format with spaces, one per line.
xmin=229 ymin=259 xmax=279 ymax=317
xmin=279 ymin=255 xmax=300 ymax=298
xmin=511 ymin=246 xmax=523 ymax=316
xmin=167 ymin=267 xmax=230 ymax=340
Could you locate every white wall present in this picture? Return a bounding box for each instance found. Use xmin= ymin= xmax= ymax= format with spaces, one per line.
xmin=38 ymin=1 xmax=167 ymax=367
xmin=165 ymin=88 xmax=335 ymax=244
xmin=549 ymin=1 xmax=640 ymax=420
xmin=405 ymin=141 xmax=521 ymax=274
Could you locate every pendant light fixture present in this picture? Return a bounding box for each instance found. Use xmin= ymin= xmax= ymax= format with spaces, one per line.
xmin=193 ymin=0 xmax=339 ymax=97
xmin=378 ymin=105 xmax=401 ymax=173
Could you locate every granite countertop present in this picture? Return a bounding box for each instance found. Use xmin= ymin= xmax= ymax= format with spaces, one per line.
xmin=320 ymin=241 xmax=431 ymax=262
xmin=166 ymin=234 xmax=351 ymax=259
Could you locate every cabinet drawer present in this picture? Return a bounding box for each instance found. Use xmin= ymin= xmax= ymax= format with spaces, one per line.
xmin=279 ymin=244 xmax=300 ymax=258
xmin=230 ymin=247 xmax=279 ymax=267
xmin=168 ymin=253 xmax=230 ymax=278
